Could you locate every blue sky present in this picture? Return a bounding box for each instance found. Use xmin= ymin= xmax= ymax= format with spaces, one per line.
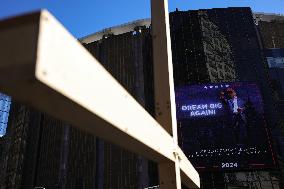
xmin=0 ymin=0 xmax=283 ymax=38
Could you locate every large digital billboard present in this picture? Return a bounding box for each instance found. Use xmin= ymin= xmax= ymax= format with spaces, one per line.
xmin=175 ymin=82 xmax=275 ymax=171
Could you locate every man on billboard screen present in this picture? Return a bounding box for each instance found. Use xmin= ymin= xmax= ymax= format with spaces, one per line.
xmin=220 ymin=88 xmax=247 ymax=144
xmin=175 ymin=82 xmax=275 ymax=171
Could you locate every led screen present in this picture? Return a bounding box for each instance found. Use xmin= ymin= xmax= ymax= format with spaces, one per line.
xmin=175 ymin=82 xmax=275 ymax=171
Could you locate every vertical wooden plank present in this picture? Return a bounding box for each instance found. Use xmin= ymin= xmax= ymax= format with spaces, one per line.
xmin=151 ymin=0 xmax=181 ymax=189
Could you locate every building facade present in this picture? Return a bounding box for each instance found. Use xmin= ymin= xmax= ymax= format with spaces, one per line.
xmin=258 ymin=13 xmax=284 ymax=189
xmin=169 ymin=10 xmax=236 ymax=87
xmin=170 ymin=7 xmax=282 ymax=188
xmin=0 ymin=22 xmax=155 ymax=189
xmin=83 ymin=23 xmax=156 ymax=189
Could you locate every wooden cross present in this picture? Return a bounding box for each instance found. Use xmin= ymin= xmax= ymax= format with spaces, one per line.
xmin=0 ymin=1 xmax=200 ymax=188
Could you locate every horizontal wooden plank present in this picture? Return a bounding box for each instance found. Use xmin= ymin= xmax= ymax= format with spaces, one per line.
xmin=178 ymin=148 xmax=200 ymax=188
xmin=0 ymin=10 xmax=200 ymax=188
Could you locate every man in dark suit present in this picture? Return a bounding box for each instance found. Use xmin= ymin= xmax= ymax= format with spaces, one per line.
xmin=220 ymin=88 xmax=247 ymax=144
